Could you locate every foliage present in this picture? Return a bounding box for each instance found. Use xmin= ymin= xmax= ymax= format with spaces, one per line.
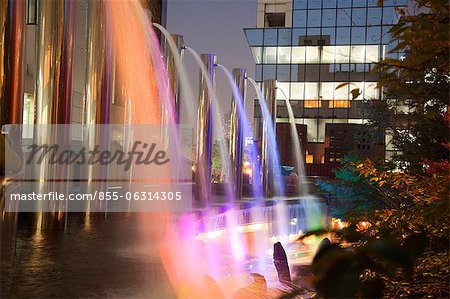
xmin=311 ymin=235 xmax=429 ymax=298
xmin=362 ymin=0 xmax=449 ymax=172
xmin=314 ymin=157 xmax=449 ymax=298
xmin=211 ymin=139 xmax=222 ymax=170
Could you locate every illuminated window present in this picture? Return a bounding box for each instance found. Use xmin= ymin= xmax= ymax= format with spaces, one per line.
xmin=251 ymin=47 xmax=262 ymax=64
xmin=350 ymin=45 xmax=365 ymax=63
xmin=335 ymin=46 xmax=350 ymax=63
xmin=321 ymin=83 xmax=335 ymax=100
xmin=291 ymin=46 xmax=306 ymax=63
xmin=322 ymin=46 xmax=336 ymax=63
xmin=291 ymin=82 xmax=304 ymax=100
xmin=276 ymin=82 xmax=290 ymax=99
xmin=304 ymin=82 xmax=318 ymax=100
xmin=277 ymin=47 xmax=291 ymax=64
xmin=335 ymin=82 xmax=349 ymax=100
xmin=306 ymin=154 xmax=314 ymax=164
xmin=27 ymin=0 xmax=37 ymax=25
xmin=329 ymin=100 xmax=351 ymax=108
xmin=23 ymin=93 xmax=34 ymax=138
xmin=365 ymin=45 xmax=380 ymax=63
xmin=304 ymin=99 xmax=322 ymax=108
xmin=305 ymin=46 xmax=320 ymax=63
xmin=263 ymin=47 xmax=277 ymax=63
xmin=364 ymin=82 xmax=379 ymax=99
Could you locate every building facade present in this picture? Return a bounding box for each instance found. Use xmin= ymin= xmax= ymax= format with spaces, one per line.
xmin=245 ymin=0 xmax=406 ymax=172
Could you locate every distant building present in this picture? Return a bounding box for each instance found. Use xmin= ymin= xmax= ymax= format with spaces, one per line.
xmin=245 ymin=0 xmax=407 ymax=176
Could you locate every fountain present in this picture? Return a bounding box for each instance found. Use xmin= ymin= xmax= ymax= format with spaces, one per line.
xmin=1 ymin=1 xmax=328 ymax=298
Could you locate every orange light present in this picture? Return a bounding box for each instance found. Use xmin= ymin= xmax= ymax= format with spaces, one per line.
xmin=357 ymin=221 xmax=371 ymax=231
xmin=329 ymin=100 xmax=351 ymax=108
xmin=304 ymin=99 xmax=322 ymax=108
xmin=306 ymin=154 xmax=314 ymax=164
xmin=331 ymin=218 xmax=348 ymax=230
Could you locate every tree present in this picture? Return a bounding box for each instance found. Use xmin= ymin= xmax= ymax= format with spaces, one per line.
xmin=366 ymin=0 xmax=449 ymax=172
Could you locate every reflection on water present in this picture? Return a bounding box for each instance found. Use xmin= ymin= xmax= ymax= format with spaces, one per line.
xmin=1 ymin=213 xmax=175 ymax=298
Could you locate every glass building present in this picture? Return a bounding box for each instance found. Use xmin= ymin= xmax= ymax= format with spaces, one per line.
xmin=245 ymin=0 xmax=407 ymax=170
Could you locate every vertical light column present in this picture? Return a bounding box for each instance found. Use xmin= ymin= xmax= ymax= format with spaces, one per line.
xmin=163 ymin=34 xmax=184 ymax=124
xmin=30 ymin=0 xmax=75 ymax=225
xmin=0 ymin=0 xmax=26 ymax=127
xmin=229 ymin=68 xmax=247 ymax=199
xmin=0 ymin=0 xmax=26 ymax=264
xmin=84 ymin=0 xmax=106 ymax=127
xmin=261 ymin=79 xmax=277 ymax=197
xmin=195 ymin=54 xmax=216 ymax=206
xmin=84 ymin=0 xmax=111 ymax=213
xmin=35 ymin=0 xmax=75 ymax=125
xmin=86 ymin=0 xmax=111 ymax=126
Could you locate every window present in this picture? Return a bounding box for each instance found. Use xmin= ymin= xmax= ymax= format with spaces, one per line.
xmin=291 ymin=82 xmax=305 ymax=100
xmin=262 ymin=65 xmax=276 ymax=80
xmin=318 ymin=119 xmax=327 ymax=142
xmin=245 ymin=29 xmax=263 ymax=46
xmin=292 ymin=28 xmax=306 ymax=45
xmin=351 ymin=27 xmax=366 ymax=44
xmin=338 ymin=0 xmax=352 ymax=8
xmin=335 ymin=46 xmax=350 ymax=63
xmin=251 ymin=47 xmax=262 ymax=64
xmin=364 ymin=82 xmax=379 ymax=99
xmin=304 ymin=100 xmax=321 ymax=108
xmin=27 ymin=0 xmax=37 ymax=25
xmin=277 ymin=47 xmax=291 ymax=64
xmin=22 ymin=93 xmax=35 ymax=138
xmin=264 ymin=29 xmax=278 ymax=46
xmin=291 ymin=46 xmax=306 ymax=63
xmin=308 ymin=0 xmax=322 ymax=9
xmin=337 ymin=9 xmax=351 ymax=26
xmin=277 ymin=82 xmax=290 ymax=99
xmin=367 ymin=26 xmax=381 ymax=43
xmin=322 ymin=46 xmax=335 ymax=63
xmin=277 ymin=65 xmax=290 ymax=81
xmin=367 ymin=8 xmax=382 ymax=25
xmin=336 ymin=27 xmax=351 ymax=44
xmin=263 ymin=47 xmax=277 ymax=63
xmin=329 ymin=100 xmax=351 ymax=108
xmin=321 ymin=27 xmax=335 ymax=44
xmin=383 ymin=7 xmax=399 ymax=25
xmin=323 ymin=0 xmax=336 ymax=8
xmin=305 ymin=82 xmax=319 ymax=100
xmin=255 ymin=65 xmax=262 ymax=81
xmin=293 ymin=10 xmax=307 ymax=27
xmin=305 ymin=46 xmax=320 ymax=63
xmin=265 ymin=13 xmax=286 ymax=27
xmin=335 ymin=82 xmax=349 ymax=100
xmin=353 ymin=0 xmax=367 ymax=7
xmin=291 ymin=66 xmax=303 ymax=82
xmin=365 ymin=45 xmax=379 ymax=63
xmin=351 ymin=8 xmax=366 ymax=26
xmin=350 ymin=45 xmax=365 ymax=63
xmin=321 ymin=82 xmax=335 ymax=100
xmin=277 ymin=29 xmax=291 ymax=46
xmin=304 ymin=118 xmax=318 ymax=142
xmin=293 ymin=0 xmax=307 ymax=9
xmin=322 ymin=10 xmax=336 ymax=26
xmin=307 ymin=10 xmax=322 ymax=27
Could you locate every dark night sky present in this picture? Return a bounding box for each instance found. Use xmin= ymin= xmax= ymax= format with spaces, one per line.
xmin=167 ymin=0 xmax=257 ymax=123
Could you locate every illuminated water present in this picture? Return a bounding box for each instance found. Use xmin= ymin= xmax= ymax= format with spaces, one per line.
xmin=1 ymin=1 xmax=328 ymax=298
xmin=277 ymin=89 xmax=324 ymax=231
